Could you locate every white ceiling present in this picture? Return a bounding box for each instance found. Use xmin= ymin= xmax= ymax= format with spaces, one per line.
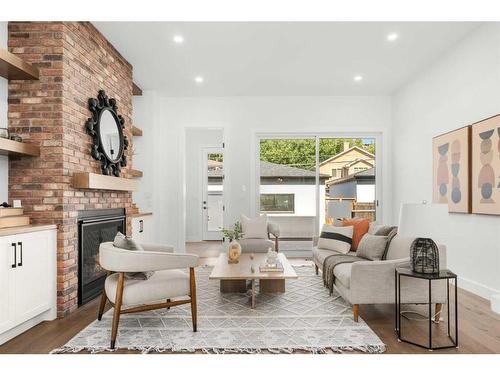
xmin=94 ymin=22 xmax=480 ymax=97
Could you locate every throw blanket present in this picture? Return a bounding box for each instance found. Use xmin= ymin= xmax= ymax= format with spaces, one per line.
xmin=322 ymin=254 xmax=366 ymax=295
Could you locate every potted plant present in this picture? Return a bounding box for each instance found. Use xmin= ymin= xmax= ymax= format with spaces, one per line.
xmin=222 ymin=221 xmax=243 ymax=263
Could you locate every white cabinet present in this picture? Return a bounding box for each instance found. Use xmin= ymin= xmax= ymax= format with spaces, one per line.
xmin=0 ymin=238 xmax=15 ymax=333
xmin=0 ymin=228 xmax=56 ymax=345
xmin=131 ymin=214 xmax=154 ymax=244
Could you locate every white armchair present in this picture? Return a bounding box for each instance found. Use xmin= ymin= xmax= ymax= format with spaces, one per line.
xmin=239 ymin=222 xmax=281 ymax=253
xmin=98 ymin=242 xmax=199 ymax=349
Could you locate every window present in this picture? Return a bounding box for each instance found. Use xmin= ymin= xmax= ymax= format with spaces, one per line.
xmin=260 ymin=194 xmax=295 ymax=213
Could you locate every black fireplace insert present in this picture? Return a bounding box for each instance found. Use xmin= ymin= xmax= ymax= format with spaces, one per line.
xmin=78 ymin=208 xmax=126 ymax=306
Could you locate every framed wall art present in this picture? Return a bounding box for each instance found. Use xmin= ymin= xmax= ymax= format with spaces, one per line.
xmin=432 ymin=126 xmax=471 ymax=213
xmin=471 ymin=114 xmax=500 ymax=215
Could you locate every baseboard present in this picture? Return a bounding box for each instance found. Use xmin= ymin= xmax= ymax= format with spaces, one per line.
xmin=458 ymin=276 xmax=500 ymax=310
xmin=0 ymin=308 xmax=56 ymax=346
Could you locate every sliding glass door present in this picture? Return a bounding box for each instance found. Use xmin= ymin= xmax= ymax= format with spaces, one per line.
xmin=259 ymin=138 xmax=316 ymax=255
xmin=257 ymin=135 xmax=378 ymax=256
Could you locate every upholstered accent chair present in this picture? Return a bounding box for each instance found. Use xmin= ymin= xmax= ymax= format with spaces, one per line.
xmin=239 ymin=222 xmax=280 ymax=253
xmin=313 ymin=235 xmax=447 ymax=323
xmin=98 ymin=242 xmax=199 ymax=349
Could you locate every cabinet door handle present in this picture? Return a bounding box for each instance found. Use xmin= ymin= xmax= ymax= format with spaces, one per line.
xmin=11 ymin=243 xmax=16 ymax=268
xmin=139 ymin=220 xmax=144 ymax=233
xmin=17 ymin=242 xmax=23 ymax=267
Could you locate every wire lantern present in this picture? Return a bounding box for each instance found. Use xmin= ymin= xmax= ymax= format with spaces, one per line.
xmin=410 ymin=238 xmax=439 ymax=274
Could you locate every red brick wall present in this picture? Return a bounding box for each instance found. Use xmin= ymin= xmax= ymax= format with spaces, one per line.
xmin=8 ymin=22 xmax=138 ymax=316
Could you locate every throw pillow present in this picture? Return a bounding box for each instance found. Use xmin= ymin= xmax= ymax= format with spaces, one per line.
xmin=113 ymin=232 xmax=153 ymax=280
xmin=356 ymin=234 xmax=388 ymax=261
xmin=113 ymin=232 xmax=144 ymax=251
xmin=367 ymin=221 xmax=382 ymax=235
xmin=317 ymin=224 xmax=353 ymax=254
xmin=382 ymin=227 xmax=398 ymax=260
xmin=341 ymin=218 xmax=369 ymax=251
xmin=241 ymin=214 xmax=268 ymax=239
xmin=374 ymin=225 xmax=398 ymax=236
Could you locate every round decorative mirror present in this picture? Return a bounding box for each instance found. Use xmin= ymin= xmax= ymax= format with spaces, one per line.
xmin=85 ymin=90 xmax=128 ymax=176
xmin=99 ymin=109 xmax=122 ymax=162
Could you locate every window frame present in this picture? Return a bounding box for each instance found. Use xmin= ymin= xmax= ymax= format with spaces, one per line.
xmin=260 ymin=193 xmax=295 ymax=214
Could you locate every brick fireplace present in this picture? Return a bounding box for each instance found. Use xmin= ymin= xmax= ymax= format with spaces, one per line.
xmin=7 ymin=22 xmax=138 ymax=317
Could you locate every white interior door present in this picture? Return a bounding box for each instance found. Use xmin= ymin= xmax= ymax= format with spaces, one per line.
xmin=202 ymin=148 xmax=224 ymax=240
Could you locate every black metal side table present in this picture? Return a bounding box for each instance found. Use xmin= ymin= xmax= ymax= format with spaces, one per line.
xmin=395 ymin=267 xmax=458 ymax=351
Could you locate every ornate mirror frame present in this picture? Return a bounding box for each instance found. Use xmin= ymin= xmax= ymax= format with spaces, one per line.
xmin=85 ymin=90 xmax=129 ymax=177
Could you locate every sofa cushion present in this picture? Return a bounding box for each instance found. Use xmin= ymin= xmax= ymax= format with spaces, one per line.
xmin=105 ymin=269 xmax=190 ymax=307
xmin=356 ymin=234 xmax=388 ymax=261
xmin=312 ymin=247 xmax=356 ymax=266
xmin=341 ymin=218 xmax=369 ymax=250
xmin=333 ymin=263 xmax=352 ymax=288
xmin=317 ymin=224 xmax=353 ymax=254
xmin=241 ymin=214 xmax=268 ymax=239
xmin=312 ymin=247 xmax=341 ymax=266
xmin=385 ymin=234 xmax=414 ymax=260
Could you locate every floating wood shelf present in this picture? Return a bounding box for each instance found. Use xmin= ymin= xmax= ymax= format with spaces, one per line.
xmin=129 ymin=169 xmax=143 ymax=178
xmin=0 ymin=138 xmax=40 ymax=157
xmin=0 ymin=48 xmax=39 ymax=80
xmin=131 ymin=126 xmax=143 ymax=136
xmin=72 ymin=172 xmax=138 ymax=192
xmin=133 ymin=82 xmax=142 ymax=96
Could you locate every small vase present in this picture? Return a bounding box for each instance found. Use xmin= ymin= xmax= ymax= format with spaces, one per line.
xmin=227 ymin=240 xmax=242 ymax=264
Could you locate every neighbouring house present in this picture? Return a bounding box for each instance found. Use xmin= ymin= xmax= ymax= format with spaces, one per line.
xmin=327 ymin=167 xmax=376 ymax=202
xmin=209 ymin=160 xmax=329 ymax=238
xmin=319 ymin=142 xmax=375 ymax=180
xmin=326 ymin=167 xmax=376 ymax=222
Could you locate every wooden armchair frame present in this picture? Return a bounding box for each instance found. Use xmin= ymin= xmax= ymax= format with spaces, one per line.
xmin=97 ymin=267 xmax=197 ymax=349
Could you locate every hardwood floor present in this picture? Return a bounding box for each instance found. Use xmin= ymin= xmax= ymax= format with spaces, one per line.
xmin=1 ymin=241 xmax=499 ymax=354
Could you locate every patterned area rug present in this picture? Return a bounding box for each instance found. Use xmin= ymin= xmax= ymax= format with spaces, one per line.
xmin=52 ymin=266 xmax=385 ymax=354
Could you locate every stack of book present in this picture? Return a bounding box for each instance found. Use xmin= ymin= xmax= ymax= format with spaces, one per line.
xmin=259 ymin=260 xmax=284 ymax=272
xmin=0 ymin=207 xmax=29 ymax=229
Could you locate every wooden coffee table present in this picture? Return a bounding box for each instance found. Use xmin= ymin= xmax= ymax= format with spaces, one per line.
xmin=209 ymin=253 xmax=298 ymax=308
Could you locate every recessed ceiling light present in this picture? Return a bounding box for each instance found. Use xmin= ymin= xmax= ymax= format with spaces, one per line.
xmin=173 ymin=35 xmax=184 ymax=44
xmin=387 ymin=33 xmax=399 ymax=42
xmin=353 ymin=75 xmax=363 ymax=82
xmin=194 ymin=76 xmax=204 ymax=84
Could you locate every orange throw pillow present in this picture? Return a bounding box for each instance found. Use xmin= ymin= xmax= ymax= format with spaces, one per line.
xmin=341 ymin=218 xmax=370 ymax=251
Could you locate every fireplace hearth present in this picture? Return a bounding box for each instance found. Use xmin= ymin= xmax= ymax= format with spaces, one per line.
xmin=78 ymin=208 xmax=126 ymax=306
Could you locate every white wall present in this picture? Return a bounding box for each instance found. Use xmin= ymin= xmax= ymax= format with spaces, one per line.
xmin=185 ymin=128 xmax=223 ymax=241
xmin=139 ymin=96 xmax=392 ymax=251
xmin=0 ymin=22 xmax=8 ymax=203
xmin=392 ymin=23 xmax=500 ymax=301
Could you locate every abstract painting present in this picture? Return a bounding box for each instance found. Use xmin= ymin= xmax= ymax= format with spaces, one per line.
xmin=472 ymin=115 xmax=500 ymax=215
xmin=432 ymin=126 xmax=471 ymax=213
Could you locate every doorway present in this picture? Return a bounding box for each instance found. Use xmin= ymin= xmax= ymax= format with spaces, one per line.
xmin=202 ymin=148 xmax=224 ymax=240
xmin=184 ymin=127 xmax=224 ymax=245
